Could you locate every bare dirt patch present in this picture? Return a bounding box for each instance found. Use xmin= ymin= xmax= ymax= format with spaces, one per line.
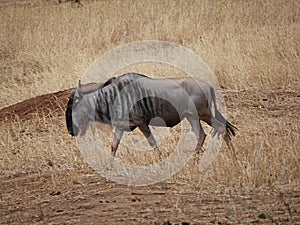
xmin=0 ymin=83 xmax=99 ymax=121
xmin=1 ymin=169 xmax=299 ymax=225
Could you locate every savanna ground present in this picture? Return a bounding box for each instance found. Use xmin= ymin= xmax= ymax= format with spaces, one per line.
xmin=0 ymin=0 xmax=299 ymax=224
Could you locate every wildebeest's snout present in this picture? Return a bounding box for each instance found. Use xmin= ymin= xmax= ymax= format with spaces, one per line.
xmin=68 ymin=123 xmax=79 ymax=137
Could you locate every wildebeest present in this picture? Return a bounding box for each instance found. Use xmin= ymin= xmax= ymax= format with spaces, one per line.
xmin=66 ymin=73 xmax=237 ymax=157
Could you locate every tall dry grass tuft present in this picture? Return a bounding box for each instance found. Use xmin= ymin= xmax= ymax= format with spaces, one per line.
xmin=0 ymin=0 xmax=299 ymax=191
xmin=0 ymin=113 xmax=84 ymax=173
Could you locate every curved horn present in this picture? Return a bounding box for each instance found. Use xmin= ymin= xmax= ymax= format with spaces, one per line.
xmin=77 ymin=80 xmax=82 ymax=89
xmin=76 ymin=80 xmax=83 ymax=98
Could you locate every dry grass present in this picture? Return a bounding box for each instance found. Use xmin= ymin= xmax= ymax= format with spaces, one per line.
xmin=0 ymin=0 xmax=299 ymax=194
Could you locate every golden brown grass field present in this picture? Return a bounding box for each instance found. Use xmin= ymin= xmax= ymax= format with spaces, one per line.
xmin=0 ymin=0 xmax=299 ymax=224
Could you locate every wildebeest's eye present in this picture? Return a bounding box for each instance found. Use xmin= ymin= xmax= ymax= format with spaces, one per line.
xmin=73 ymin=96 xmax=81 ymax=105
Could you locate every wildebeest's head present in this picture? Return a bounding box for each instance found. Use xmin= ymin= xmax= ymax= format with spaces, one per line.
xmin=66 ymin=77 xmax=118 ymax=137
xmin=66 ymin=81 xmax=96 ymax=137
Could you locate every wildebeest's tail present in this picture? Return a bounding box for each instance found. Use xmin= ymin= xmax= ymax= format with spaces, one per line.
xmin=210 ymin=86 xmax=237 ymax=138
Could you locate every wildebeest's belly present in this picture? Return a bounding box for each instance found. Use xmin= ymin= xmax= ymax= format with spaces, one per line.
xmin=150 ymin=113 xmax=181 ymax=127
xmin=132 ymin=97 xmax=182 ymax=127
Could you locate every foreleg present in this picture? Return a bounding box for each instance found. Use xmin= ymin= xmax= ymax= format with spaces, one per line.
xmin=138 ymin=124 xmax=160 ymax=155
xmin=111 ymin=127 xmax=124 ymax=157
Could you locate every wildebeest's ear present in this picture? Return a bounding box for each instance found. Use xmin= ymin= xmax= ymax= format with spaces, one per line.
xmin=75 ymin=80 xmax=83 ymax=98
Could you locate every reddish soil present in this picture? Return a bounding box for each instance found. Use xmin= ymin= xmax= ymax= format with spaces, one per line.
xmin=1 ymin=170 xmax=299 ymax=225
xmin=0 ymin=83 xmax=99 ymax=121
xmin=0 ymin=89 xmax=71 ymax=122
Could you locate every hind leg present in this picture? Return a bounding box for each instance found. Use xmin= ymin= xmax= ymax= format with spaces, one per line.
xmin=211 ymin=117 xmax=227 ymax=137
xmin=186 ymin=115 xmax=206 ymax=153
xmin=201 ymin=116 xmax=226 ymax=137
xmin=203 ymin=116 xmax=237 ymax=160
